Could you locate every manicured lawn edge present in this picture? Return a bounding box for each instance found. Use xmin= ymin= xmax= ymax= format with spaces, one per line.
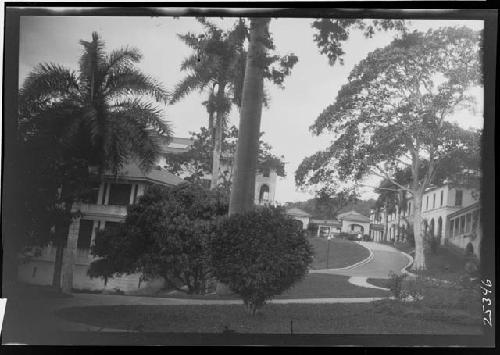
xmin=54 ymin=303 xmax=482 ymax=335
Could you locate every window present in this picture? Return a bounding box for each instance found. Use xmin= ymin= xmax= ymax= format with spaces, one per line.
xmin=454 ymin=218 xmax=460 ymax=236
xmin=450 ymin=219 xmax=454 ymax=237
xmin=455 ymin=190 xmax=463 ymax=206
xmin=433 ymin=194 xmax=436 ymax=209
xmin=87 ymin=182 xmax=101 ymax=204
xmin=460 ymin=215 xmax=466 ymax=234
xmin=262 ymin=167 xmax=270 ymax=178
xmin=108 ymin=183 xmax=132 ymax=205
xmin=77 ymin=219 xmax=94 ymax=249
xmin=259 ymin=184 xmax=270 ymax=204
xmin=426 ymin=196 xmax=429 ymax=210
xmin=440 ymin=190 xmax=444 ymax=206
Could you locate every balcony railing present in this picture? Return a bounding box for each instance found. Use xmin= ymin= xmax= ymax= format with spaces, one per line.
xmin=72 ymin=202 xmax=128 ymax=218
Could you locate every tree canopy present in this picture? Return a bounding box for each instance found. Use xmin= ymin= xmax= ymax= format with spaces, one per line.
xmin=297 ymin=27 xmax=482 ymax=194
xmin=296 ymin=26 xmax=482 ymax=269
xmin=164 ymin=125 xmax=286 ymax=184
xmin=20 ymin=31 xmax=171 ymax=175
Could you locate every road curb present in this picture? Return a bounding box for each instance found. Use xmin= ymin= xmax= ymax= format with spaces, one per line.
xmin=310 ymin=241 xmax=374 ymax=273
xmin=400 ymin=251 xmax=418 ymax=277
xmin=348 ymin=276 xmax=390 ymax=292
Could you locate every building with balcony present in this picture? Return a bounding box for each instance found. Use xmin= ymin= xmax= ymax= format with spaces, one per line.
xmin=18 ymin=160 xmax=185 ymax=293
xmin=19 ymin=135 xmax=281 ymax=293
xmin=369 ymin=179 xmax=481 ymax=259
xmin=158 ymin=137 xmax=279 ymax=206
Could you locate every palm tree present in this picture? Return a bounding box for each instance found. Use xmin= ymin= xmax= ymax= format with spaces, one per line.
xmin=229 ymin=18 xmax=270 ymax=215
xmin=172 ymin=18 xmax=247 ymax=189
xmin=19 ymin=32 xmax=171 ymax=291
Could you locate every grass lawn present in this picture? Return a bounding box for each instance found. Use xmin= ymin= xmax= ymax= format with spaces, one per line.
xmin=54 ymin=303 xmax=482 ymax=334
xmin=392 ymin=242 xmax=473 ymax=281
xmin=155 ymin=273 xmax=389 ymax=300
xmin=308 ymin=237 xmax=369 ymax=269
xmin=80 ymin=271 xmax=387 ymax=300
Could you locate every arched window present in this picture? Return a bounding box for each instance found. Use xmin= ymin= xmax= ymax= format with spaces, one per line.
xmin=349 ymin=224 xmax=364 ymax=233
xmin=259 ymin=184 xmax=270 ymax=204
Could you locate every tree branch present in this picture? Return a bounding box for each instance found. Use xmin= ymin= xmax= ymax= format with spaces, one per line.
xmin=371 ymin=165 xmax=414 ymax=196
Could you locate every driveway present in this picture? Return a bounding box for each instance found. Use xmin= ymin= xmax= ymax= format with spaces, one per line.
xmin=311 ymin=242 xmax=411 ymax=279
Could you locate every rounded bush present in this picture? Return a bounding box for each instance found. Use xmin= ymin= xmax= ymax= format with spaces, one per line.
xmin=210 ymin=206 xmax=313 ymax=315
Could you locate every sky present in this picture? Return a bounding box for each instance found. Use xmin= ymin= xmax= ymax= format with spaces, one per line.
xmin=18 ymin=16 xmax=484 ymax=203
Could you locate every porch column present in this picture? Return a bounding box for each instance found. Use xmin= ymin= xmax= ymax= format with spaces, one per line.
xmin=61 ymin=217 xmax=80 ymax=293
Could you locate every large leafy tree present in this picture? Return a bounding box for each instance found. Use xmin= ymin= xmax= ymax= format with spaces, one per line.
xmin=296 ymin=27 xmax=482 ymax=270
xmin=18 ymin=32 xmax=171 ymax=290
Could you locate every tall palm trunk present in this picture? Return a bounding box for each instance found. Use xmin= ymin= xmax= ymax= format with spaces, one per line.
xmin=229 ymin=18 xmax=269 ymax=215
xmin=210 ymin=84 xmax=226 ymax=189
xmin=412 ymin=191 xmax=426 ymax=270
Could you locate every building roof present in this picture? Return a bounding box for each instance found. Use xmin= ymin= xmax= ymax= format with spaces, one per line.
xmin=104 ymin=161 xmax=185 ymax=186
xmin=310 ymin=219 xmax=341 ymax=227
xmin=447 ymin=201 xmax=481 ymax=219
xmin=160 ymin=137 xmax=195 ymax=154
xmin=286 ymin=208 xmax=312 ymax=217
xmin=337 ymin=210 xmax=371 ymax=223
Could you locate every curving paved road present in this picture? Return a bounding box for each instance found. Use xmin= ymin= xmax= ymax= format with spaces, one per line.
xmin=311 ymin=242 xmax=410 ymax=279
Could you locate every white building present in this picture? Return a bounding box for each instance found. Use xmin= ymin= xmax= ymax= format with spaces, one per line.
xmin=18 ymin=161 xmax=184 ymax=294
xmin=289 ymin=209 xmax=372 ymax=237
xmin=19 ymin=136 xmax=281 ymax=293
xmin=369 ymin=179 xmax=481 ymax=259
xmin=158 ymin=137 xmax=279 ymax=206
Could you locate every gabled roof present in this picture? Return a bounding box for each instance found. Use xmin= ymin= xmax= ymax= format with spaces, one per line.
xmin=286 ymin=208 xmax=312 ymax=217
xmin=337 ymin=210 xmax=370 ymax=223
xmin=104 ymin=161 xmax=185 ymax=186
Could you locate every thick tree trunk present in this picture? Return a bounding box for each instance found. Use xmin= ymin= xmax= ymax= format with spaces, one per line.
xmin=51 ymin=242 xmax=64 ymax=289
xmin=51 ymin=220 xmax=70 ymax=289
xmin=229 ymin=18 xmax=269 ymax=215
xmin=210 ymin=112 xmax=223 ymax=189
xmin=411 ymin=192 xmax=426 ymax=270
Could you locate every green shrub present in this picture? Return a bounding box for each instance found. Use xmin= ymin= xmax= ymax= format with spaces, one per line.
xmin=89 ymin=183 xmax=228 ymax=295
xmin=387 ymin=271 xmax=408 ymax=300
xmin=210 ymin=206 xmax=313 ymax=315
